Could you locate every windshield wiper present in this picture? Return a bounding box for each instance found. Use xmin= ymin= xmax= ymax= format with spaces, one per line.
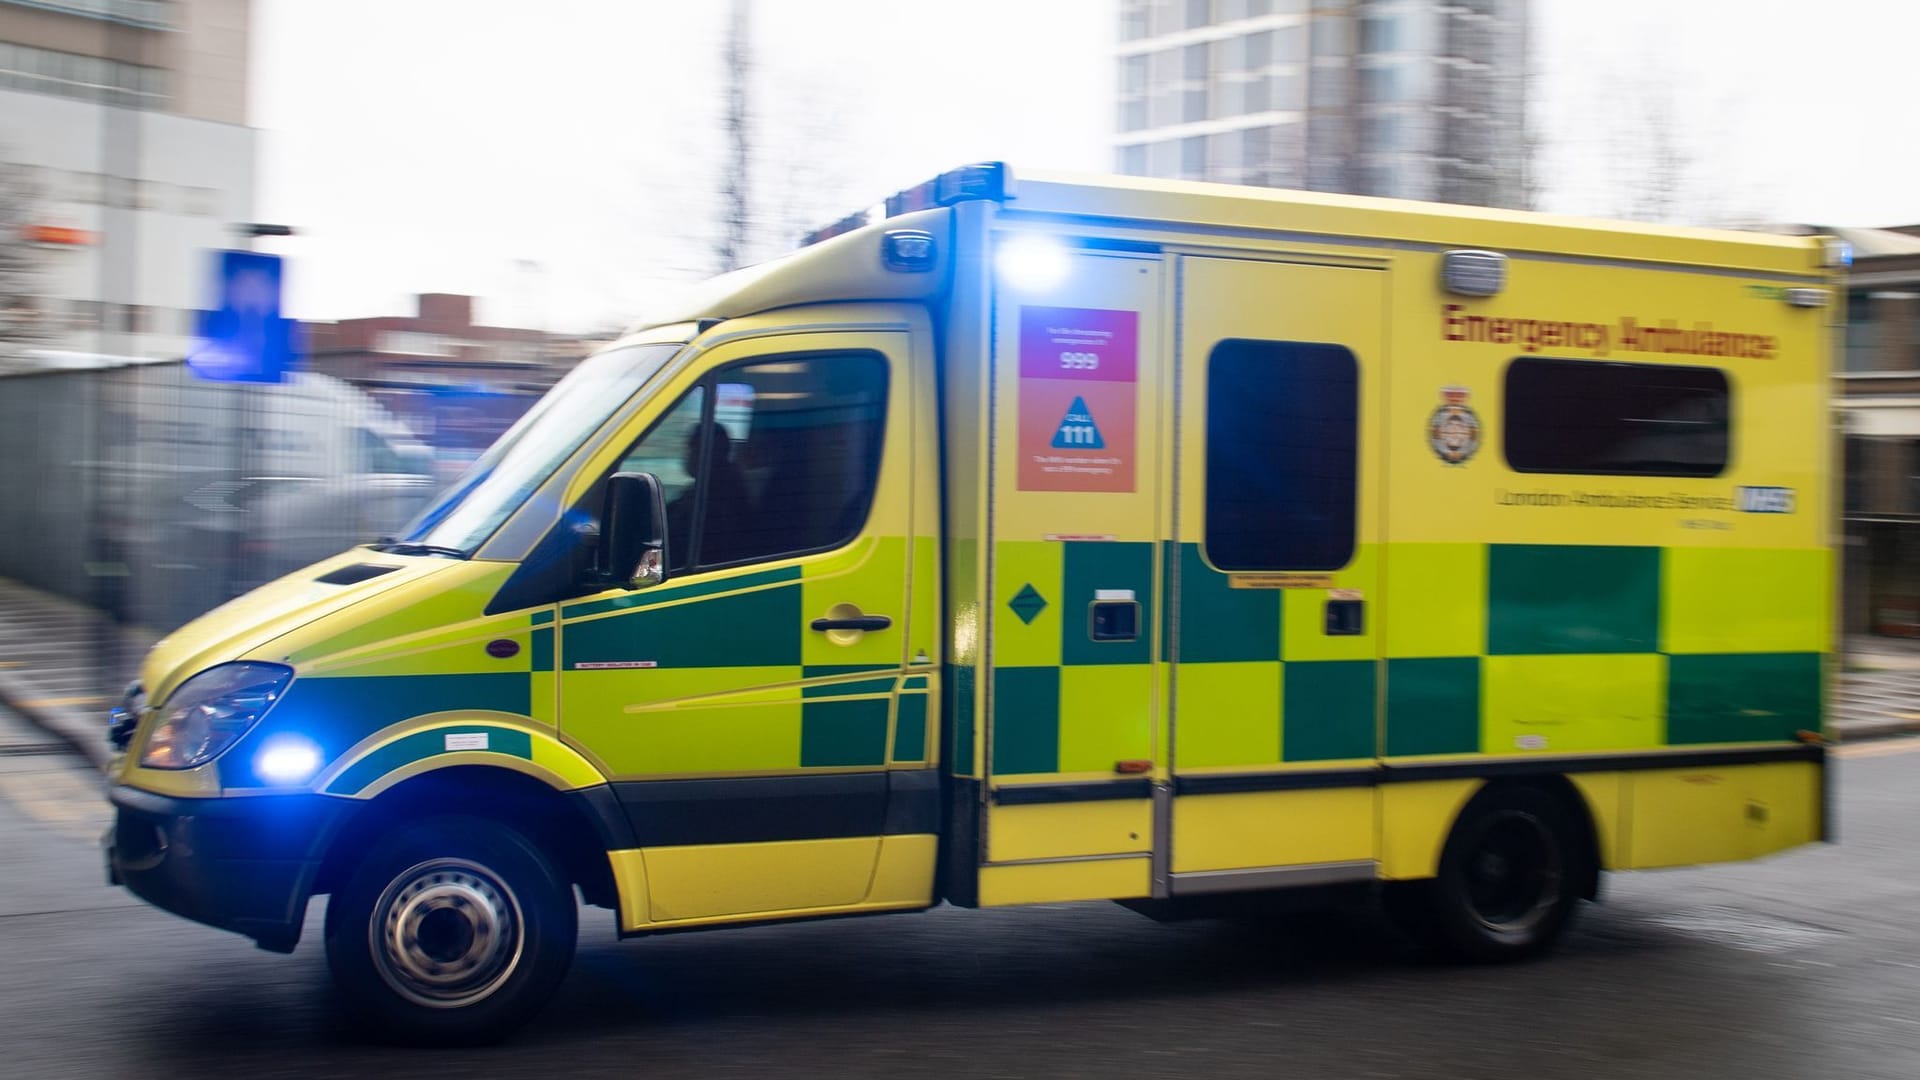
xmin=370 ymin=540 xmax=471 ymax=559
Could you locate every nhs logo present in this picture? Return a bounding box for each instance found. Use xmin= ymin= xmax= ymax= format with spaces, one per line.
xmin=1737 ymin=486 xmax=1796 ymax=514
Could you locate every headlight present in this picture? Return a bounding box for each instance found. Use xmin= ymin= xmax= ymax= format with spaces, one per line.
xmin=140 ymin=662 xmax=294 ymax=770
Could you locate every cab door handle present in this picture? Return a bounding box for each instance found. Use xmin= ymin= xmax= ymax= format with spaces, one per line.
xmin=810 ymin=615 xmax=893 ymax=633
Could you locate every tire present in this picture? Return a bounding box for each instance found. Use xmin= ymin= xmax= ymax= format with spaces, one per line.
xmin=1398 ymin=784 xmax=1584 ymax=963
xmin=324 ymin=814 xmax=577 ymax=1045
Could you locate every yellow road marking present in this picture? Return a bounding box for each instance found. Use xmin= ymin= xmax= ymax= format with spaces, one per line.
xmin=0 ymin=770 xmax=110 ymax=842
xmin=1835 ymin=738 xmax=1920 ymax=759
xmin=0 ymin=660 xmax=23 ymax=669
xmin=19 ymin=695 xmax=108 ymax=708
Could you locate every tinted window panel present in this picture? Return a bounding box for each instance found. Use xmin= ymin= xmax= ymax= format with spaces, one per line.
xmin=1504 ymin=358 xmax=1729 ymax=477
xmin=617 ymin=386 xmax=707 ymax=573
xmin=709 ymin=352 xmax=888 ymax=567
xmin=1205 ymin=339 xmax=1359 ymax=571
xmin=611 ymin=351 xmax=887 ymax=573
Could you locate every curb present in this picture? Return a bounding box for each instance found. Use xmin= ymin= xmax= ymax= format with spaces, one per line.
xmin=1833 ymin=716 xmax=1920 ymax=744
xmin=0 ymin=671 xmax=113 ymax=772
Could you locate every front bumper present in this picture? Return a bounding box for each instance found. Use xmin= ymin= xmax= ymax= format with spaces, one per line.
xmin=106 ymin=785 xmax=357 ymax=953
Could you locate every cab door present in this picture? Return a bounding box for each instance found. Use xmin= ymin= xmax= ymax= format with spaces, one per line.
xmin=557 ymin=317 xmax=933 ymax=924
xmin=1168 ymin=256 xmax=1385 ymax=889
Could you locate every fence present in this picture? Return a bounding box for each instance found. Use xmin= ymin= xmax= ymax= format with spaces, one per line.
xmin=0 ymin=359 xmax=532 ymax=640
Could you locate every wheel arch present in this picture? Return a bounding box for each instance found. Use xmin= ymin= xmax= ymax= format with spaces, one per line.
xmin=1465 ymin=774 xmax=1604 ymax=901
xmin=315 ymin=711 xmax=606 ymax=799
xmin=314 ymin=764 xmax=624 ymax=910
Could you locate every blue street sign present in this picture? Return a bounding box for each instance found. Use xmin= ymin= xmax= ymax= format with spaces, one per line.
xmin=190 ymin=250 xmax=298 ymax=383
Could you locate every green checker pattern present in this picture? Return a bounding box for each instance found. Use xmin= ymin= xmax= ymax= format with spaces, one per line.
xmin=990 ymin=541 xmax=1158 ymax=776
xmin=556 ymin=557 xmax=926 ymax=773
xmin=989 ymin=541 xmax=1825 ymax=777
xmin=1383 ymin=543 xmax=1824 ymax=759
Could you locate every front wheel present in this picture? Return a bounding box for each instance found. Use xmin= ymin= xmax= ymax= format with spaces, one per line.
xmin=324 ymin=814 xmax=576 ymax=1044
xmin=1392 ymin=785 xmax=1583 ymax=962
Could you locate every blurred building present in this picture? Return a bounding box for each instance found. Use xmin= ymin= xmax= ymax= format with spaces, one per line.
xmin=0 ymin=0 xmax=254 ymax=363
xmin=302 ymin=293 xmax=586 ymax=477
xmin=1115 ymin=0 xmax=1529 ymax=207
xmin=1832 ymin=226 xmax=1920 ymax=637
xmin=301 ymin=292 xmax=572 ymax=392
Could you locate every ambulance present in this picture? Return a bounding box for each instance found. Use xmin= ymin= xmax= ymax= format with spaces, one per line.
xmin=104 ymin=164 xmax=1840 ymax=1042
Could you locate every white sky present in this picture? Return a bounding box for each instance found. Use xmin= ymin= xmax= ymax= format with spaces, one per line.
xmin=250 ymin=0 xmax=1920 ymax=332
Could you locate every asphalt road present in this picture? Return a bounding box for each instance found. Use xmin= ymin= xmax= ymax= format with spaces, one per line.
xmin=3 ymin=704 xmax=1919 ymax=1080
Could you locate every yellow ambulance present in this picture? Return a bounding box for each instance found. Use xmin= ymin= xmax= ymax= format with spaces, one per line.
xmin=104 ymin=164 xmax=1840 ymax=1042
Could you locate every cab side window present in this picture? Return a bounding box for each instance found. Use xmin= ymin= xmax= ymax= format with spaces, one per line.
xmin=615 ymin=351 xmax=887 ymax=573
xmin=615 ymin=387 xmax=707 ymax=573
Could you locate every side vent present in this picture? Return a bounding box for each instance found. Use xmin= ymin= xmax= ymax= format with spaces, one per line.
xmin=314 ymin=563 xmax=400 ymax=586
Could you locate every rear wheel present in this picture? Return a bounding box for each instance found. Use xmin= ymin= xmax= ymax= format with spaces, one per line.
xmin=1395 ymin=785 xmax=1583 ymax=962
xmin=324 ymin=814 xmax=576 ymax=1044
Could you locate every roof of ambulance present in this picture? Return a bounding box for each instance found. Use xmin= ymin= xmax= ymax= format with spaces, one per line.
xmin=1009 ymin=169 xmax=1824 ymax=274
xmin=619 ymin=168 xmax=1831 ymax=337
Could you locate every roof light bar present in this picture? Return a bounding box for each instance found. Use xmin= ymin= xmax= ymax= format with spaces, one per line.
xmin=801 ymin=163 xmax=1012 ymax=249
xmin=800 ymin=207 xmax=881 ymax=248
xmin=934 ymin=162 xmax=1009 ymax=206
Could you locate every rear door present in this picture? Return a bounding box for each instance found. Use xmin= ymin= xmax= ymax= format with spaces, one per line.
xmin=1168 ymin=256 xmax=1386 ymax=891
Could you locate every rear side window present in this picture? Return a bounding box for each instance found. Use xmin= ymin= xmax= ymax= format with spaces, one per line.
xmin=1205 ymin=339 xmax=1359 ymax=571
xmin=1504 ymin=358 xmax=1730 ymax=477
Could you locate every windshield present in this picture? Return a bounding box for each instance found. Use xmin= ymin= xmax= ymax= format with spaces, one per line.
xmin=390 ymin=343 xmax=681 ymax=552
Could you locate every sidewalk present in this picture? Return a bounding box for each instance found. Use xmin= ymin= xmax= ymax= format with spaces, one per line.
xmin=0 ymin=578 xmax=154 ymax=771
xmin=0 ymin=575 xmax=1916 ymax=773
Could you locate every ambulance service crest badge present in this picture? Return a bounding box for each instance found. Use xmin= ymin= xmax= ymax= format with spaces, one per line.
xmin=1428 ymin=385 xmax=1480 ymax=465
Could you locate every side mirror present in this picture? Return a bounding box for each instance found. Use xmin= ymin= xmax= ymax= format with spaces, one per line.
xmin=601 ymin=471 xmax=669 ymax=590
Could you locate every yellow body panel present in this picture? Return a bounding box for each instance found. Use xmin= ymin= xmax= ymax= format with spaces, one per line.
xmin=867 ymin=834 xmax=940 ymax=907
xmin=1383 ymin=255 xmax=1827 ymax=553
xmin=1173 ymin=661 xmax=1282 ymax=768
xmin=1171 ymin=789 xmax=1376 ymax=873
xmin=1571 ymin=772 xmax=1626 ymax=870
xmin=1625 ymin=762 xmax=1821 ymax=869
xmin=1377 ymin=779 xmax=1484 ymax=880
xmin=986 ymin=800 xmax=1152 ymax=863
xmin=1481 ymin=654 xmax=1667 ymax=755
xmin=608 ymin=849 xmax=650 ymax=927
xmin=642 ymin=837 xmax=881 ymax=922
xmin=1381 ymin=544 xmax=1487 ymax=659
xmin=611 ymin=836 xmax=935 ymax=933
xmin=1662 ymin=547 xmax=1832 ymax=655
xmin=977 ymin=857 xmax=1151 ymax=906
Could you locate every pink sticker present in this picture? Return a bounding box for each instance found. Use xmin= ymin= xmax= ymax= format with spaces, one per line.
xmin=1018 ymin=307 xmax=1139 ymax=382
xmin=1017 ymin=307 xmax=1138 ymax=493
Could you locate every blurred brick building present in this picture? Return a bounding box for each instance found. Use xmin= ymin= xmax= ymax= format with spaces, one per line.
xmin=301 ymin=292 xmax=591 ymax=475
xmin=301 ymin=292 xmax=571 ymax=392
